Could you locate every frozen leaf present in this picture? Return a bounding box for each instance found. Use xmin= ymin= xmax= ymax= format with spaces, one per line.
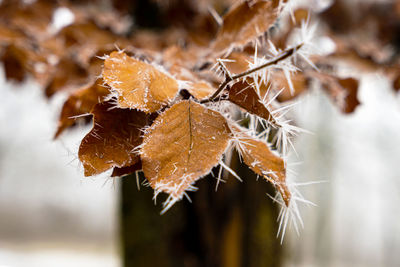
xmin=79 ymin=101 xmax=149 ymax=176
xmin=224 ymin=52 xmax=251 ymax=74
xmin=102 ymin=51 xmax=179 ymax=113
xmin=169 ymin=64 xmax=215 ymax=99
xmin=213 ymin=0 xmax=279 ymax=53
xmin=232 ymin=125 xmax=290 ymax=205
xmin=111 ymin=161 xmax=142 ymax=177
xmin=162 ymin=45 xmax=199 ymax=70
xmin=141 ymin=100 xmax=231 ymax=206
xmin=55 ymin=79 xmax=111 ymax=138
xmin=229 ymin=80 xmax=278 ymax=126
xmin=274 ymin=71 xmax=309 ymax=102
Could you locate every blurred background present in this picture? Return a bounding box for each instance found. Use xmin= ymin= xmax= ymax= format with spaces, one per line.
xmin=1 ymin=0 xmax=400 ymax=266
xmin=0 ymin=68 xmax=120 ymax=266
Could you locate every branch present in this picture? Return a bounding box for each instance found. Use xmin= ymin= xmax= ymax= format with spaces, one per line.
xmin=200 ymin=43 xmax=303 ymax=104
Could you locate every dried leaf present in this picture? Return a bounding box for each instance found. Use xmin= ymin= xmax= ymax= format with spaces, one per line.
xmin=274 ymin=71 xmax=309 ymax=102
xmin=55 ymin=79 xmax=111 ymax=138
xmin=393 ymin=73 xmax=400 ymax=92
xmin=45 ymin=57 xmax=89 ymax=97
xmin=229 ymin=80 xmax=278 ymax=125
xmin=335 ymin=77 xmax=360 ymax=113
xmin=213 ymin=0 xmax=279 ymax=53
xmin=312 ymin=72 xmax=360 ymax=113
xmin=232 ymin=125 xmax=290 ymax=205
xmin=111 ymin=161 xmax=142 ymax=177
xmin=102 ymin=51 xmax=179 ymax=113
xmin=224 ymin=52 xmax=251 ymax=74
xmin=0 ymin=44 xmax=27 ymax=82
xmin=141 ymin=100 xmax=231 ymax=202
xmin=0 ymin=22 xmax=26 ymax=46
xmin=59 ymin=22 xmax=128 ymax=65
xmin=162 ymin=45 xmax=198 ymax=69
xmin=79 ymin=101 xmax=148 ymax=176
xmin=8 ymin=0 xmax=55 ymax=39
xmin=169 ymin=64 xmax=215 ymax=99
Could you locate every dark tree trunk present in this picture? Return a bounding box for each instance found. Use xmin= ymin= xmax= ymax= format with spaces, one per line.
xmin=117 ymin=1 xmax=282 ymax=266
xmin=120 ymin=152 xmax=282 ymax=267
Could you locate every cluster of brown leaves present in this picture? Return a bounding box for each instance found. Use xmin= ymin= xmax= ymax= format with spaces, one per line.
xmin=4 ymin=0 xmax=399 ymax=211
xmin=318 ymin=0 xmax=400 ymax=93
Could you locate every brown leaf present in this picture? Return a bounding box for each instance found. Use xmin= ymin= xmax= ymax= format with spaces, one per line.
xmin=102 ymin=51 xmax=179 ymax=113
xmin=0 ymin=44 xmax=27 ymax=82
xmin=140 ymin=100 xmax=231 ymax=203
xmin=111 ymin=161 xmax=142 ymax=177
xmin=224 ymin=52 xmax=251 ymax=74
xmin=0 ymin=40 xmax=52 ymax=84
xmin=232 ymin=125 xmax=290 ymax=205
xmin=321 ymin=0 xmax=353 ymax=34
xmin=274 ymin=71 xmax=309 ymax=102
xmin=45 ymin=57 xmax=89 ymax=97
xmin=79 ymin=101 xmax=149 ymax=176
xmin=55 ymin=79 xmax=111 ymax=138
xmin=336 ymin=77 xmax=360 ymax=113
xmin=213 ymin=0 xmax=279 ymax=53
xmin=58 ymin=22 xmax=129 ymax=66
xmin=0 ymin=22 xmax=26 ymax=46
xmin=311 ymin=72 xmax=360 ymax=113
xmin=393 ymin=73 xmax=400 ymax=92
xmin=162 ymin=45 xmax=199 ymax=70
xmin=169 ymin=64 xmax=215 ymax=99
xmin=229 ymin=80 xmax=278 ymax=126
xmin=7 ymin=0 xmax=55 ymax=40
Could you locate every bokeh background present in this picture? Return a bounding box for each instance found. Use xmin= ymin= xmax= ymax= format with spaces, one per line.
xmin=0 ymin=69 xmax=120 ymax=266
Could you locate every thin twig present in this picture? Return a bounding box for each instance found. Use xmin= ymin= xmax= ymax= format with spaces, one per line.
xmin=200 ymin=43 xmax=303 ymax=104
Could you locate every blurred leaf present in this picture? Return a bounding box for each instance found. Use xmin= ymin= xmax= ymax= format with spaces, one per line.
xmin=55 ymin=78 xmax=110 ymax=138
xmin=312 ymin=72 xmax=360 ymax=114
xmin=213 ymin=0 xmax=279 ymax=54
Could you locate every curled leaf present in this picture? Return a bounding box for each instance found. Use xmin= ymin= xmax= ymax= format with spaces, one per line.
xmin=229 ymin=80 xmax=278 ymax=126
xmin=111 ymin=161 xmax=142 ymax=177
xmin=140 ymin=100 xmax=231 ymax=208
xmin=311 ymin=72 xmax=360 ymax=113
xmin=232 ymin=125 xmax=290 ymax=205
xmin=55 ymin=79 xmax=110 ymax=138
xmin=169 ymin=64 xmax=215 ymax=99
xmin=213 ymin=0 xmax=279 ymax=53
xmin=79 ymin=101 xmax=148 ymax=176
xmin=102 ymin=51 xmax=179 ymax=113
